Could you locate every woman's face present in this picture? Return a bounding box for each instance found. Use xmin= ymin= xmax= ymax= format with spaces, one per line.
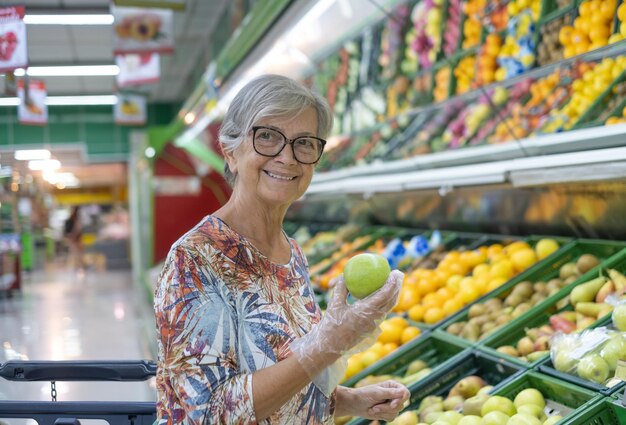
xmin=226 ymin=107 xmax=319 ymax=208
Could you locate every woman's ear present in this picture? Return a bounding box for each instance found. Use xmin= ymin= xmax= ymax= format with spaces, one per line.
xmin=223 ymin=147 xmax=238 ymax=176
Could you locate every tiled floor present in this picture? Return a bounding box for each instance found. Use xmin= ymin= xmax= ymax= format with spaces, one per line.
xmin=0 ymin=264 xmax=157 ymax=422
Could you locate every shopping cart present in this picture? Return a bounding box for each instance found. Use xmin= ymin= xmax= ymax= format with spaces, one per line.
xmin=0 ymin=360 xmax=157 ymax=424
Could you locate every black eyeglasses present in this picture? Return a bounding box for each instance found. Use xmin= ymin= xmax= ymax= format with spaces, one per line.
xmin=251 ymin=126 xmax=326 ymax=164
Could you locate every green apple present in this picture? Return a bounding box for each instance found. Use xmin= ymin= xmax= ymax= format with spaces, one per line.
xmin=601 ymin=334 xmax=626 ymax=370
xmin=437 ymin=411 xmax=463 ymax=424
xmin=517 ymin=404 xmax=547 ymax=422
xmin=507 ymin=413 xmax=543 ymax=425
xmin=577 ymin=353 xmax=610 ymax=384
xmin=514 ymin=388 xmax=546 ymax=410
xmin=480 ymin=411 xmax=510 ymax=425
xmin=458 ymin=416 xmax=482 ymax=425
xmin=554 ymin=351 xmax=576 ymax=373
xmin=613 ymin=304 xmax=626 ymax=332
xmin=343 ymin=253 xmax=391 ymax=299
xmin=481 ymin=395 xmax=517 ymax=417
xmin=542 ymin=415 xmax=563 ymax=425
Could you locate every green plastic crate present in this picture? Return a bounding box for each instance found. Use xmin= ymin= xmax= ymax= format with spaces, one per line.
xmin=479 ymin=243 xmax=626 ymax=368
xmin=562 ymin=396 xmax=626 ymax=425
xmin=347 ymin=347 xmax=525 ymax=425
xmin=492 ymin=370 xmax=602 ymax=423
xmin=341 ymin=331 xmax=467 ymax=389
xmin=439 ymin=239 xmax=617 ymax=348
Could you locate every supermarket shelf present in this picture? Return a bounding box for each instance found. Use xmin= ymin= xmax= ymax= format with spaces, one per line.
xmin=306 ymin=142 xmax=626 ymax=196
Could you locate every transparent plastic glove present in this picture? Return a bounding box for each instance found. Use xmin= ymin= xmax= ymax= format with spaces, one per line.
xmin=290 ymin=270 xmax=403 ymax=397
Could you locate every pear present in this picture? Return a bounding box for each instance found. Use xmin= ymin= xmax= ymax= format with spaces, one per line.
xmin=452 ymin=375 xmax=486 ymax=398
xmin=443 ymin=395 xmax=465 ymax=411
xmin=468 ymin=303 xmax=488 ymax=318
xmin=576 ymin=254 xmax=600 ymax=274
xmin=570 ymin=277 xmax=608 ymax=306
xmin=400 ymin=368 xmax=432 ymax=386
xmin=527 ymin=350 xmax=550 ymax=362
xmin=559 ymin=262 xmax=579 ymax=279
xmin=447 ymin=322 xmax=464 ymax=335
xmin=575 ymin=301 xmax=606 ymax=317
xmin=417 ymin=396 xmax=443 ymax=413
xmin=388 ymin=410 xmax=419 ymax=425
xmin=595 ymin=281 xmax=615 ymax=303
xmin=405 ymin=359 xmax=429 ymax=376
xmin=462 ymin=394 xmax=490 ymax=416
xmin=497 ymin=345 xmax=519 ymax=357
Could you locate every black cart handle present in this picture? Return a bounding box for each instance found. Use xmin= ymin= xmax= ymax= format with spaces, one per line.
xmin=0 ymin=360 xmax=157 ymax=382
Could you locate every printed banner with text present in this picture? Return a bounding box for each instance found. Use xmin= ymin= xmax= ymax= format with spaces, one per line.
xmin=0 ymin=6 xmax=27 ymax=73
xmin=116 ymin=53 xmax=160 ymax=87
xmin=114 ymin=94 xmax=147 ymax=125
xmin=112 ymin=6 xmax=174 ymax=54
xmin=18 ymin=79 xmax=48 ymax=126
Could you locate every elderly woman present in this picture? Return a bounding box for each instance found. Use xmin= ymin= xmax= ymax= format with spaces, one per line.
xmin=154 ymin=75 xmax=408 ymax=424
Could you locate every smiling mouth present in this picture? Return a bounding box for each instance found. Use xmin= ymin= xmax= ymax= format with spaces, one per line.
xmin=264 ymin=170 xmax=297 ymax=181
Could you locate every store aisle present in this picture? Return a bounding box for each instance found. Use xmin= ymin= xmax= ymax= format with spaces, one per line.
xmin=0 ymin=266 xmax=157 ymax=406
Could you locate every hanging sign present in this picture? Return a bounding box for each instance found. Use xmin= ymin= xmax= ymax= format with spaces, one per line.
xmin=0 ymin=6 xmax=27 ymax=73
xmin=18 ymin=79 xmax=48 ymax=126
xmin=114 ymin=93 xmax=147 ymax=125
xmin=112 ymin=6 xmax=174 ymax=54
xmin=113 ymin=0 xmax=186 ymax=10
xmin=116 ymin=52 xmax=160 ymax=87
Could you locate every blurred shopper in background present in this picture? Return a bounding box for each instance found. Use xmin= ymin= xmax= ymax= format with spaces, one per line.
xmin=64 ymin=206 xmax=84 ymax=273
xmin=154 ymin=75 xmax=409 ymax=424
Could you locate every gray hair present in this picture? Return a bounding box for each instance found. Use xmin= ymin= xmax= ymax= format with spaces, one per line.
xmin=219 ymin=74 xmax=333 ymax=185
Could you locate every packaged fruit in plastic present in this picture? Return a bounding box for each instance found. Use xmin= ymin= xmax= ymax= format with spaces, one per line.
xmin=379 ymin=4 xmax=411 ymax=81
xmin=497 ymin=11 xmax=537 ymax=80
xmin=405 ymin=0 xmax=445 ymax=71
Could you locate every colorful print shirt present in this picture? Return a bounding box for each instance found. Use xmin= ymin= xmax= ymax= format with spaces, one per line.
xmin=154 ymin=216 xmax=336 ymax=424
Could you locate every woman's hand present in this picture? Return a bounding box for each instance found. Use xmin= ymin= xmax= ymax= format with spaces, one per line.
xmin=336 ymin=381 xmax=410 ymax=422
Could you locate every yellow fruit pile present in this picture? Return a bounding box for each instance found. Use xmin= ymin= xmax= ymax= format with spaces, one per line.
xmin=396 ymin=241 xmax=544 ymax=325
xmin=343 ymin=316 xmax=421 ymax=380
xmin=434 ymin=67 xmax=452 ymax=102
xmin=455 ymin=55 xmax=477 ymax=94
xmin=559 ymin=0 xmax=616 ymax=57
xmin=557 ymin=57 xmax=626 ymax=128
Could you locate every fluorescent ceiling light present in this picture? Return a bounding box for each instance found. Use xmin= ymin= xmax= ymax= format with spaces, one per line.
xmin=45 ymin=95 xmax=118 ymax=106
xmin=0 ymin=95 xmax=118 ymax=106
xmin=15 ymin=149 xmax=51 ymax=161
xmin=28 ymin=159 xmax=61 ymax=171
xmin=24 ymin=14 xmax=114 ymax=25
xmin=14 ymin=65 xmax=119 ymax=77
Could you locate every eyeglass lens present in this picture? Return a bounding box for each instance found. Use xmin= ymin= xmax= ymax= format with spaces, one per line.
xmin=254 ymin=127 xmax=323 ymax=163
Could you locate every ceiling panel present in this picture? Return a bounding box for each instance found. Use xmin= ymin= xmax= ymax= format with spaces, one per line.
xmin=73 ymin=45 xmax=113 ymax=61
xmin=28 ymin=45 xmax=75 ymax=62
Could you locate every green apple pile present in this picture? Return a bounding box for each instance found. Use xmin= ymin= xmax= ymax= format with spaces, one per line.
xmin=551 ymin=327 xmax=626 ymax=387
xmin=354 ymin=358 xmax=433 ymax=389
xmin=344 ymin=253 xmax=391 ymax=299
xmin=446 ymin=254 xmax=602 ymax=343
xmin=387 ymin=384 xmax=563 ymax=425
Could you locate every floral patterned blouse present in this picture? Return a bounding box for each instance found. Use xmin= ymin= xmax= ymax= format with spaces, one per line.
xmin=154 ymin=216 xmax=336 ymax=424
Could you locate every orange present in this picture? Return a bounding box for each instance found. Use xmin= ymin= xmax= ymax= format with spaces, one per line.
xmin=447 ymin=261 xmax=469 ymax=277
xmin=386 ymin=316 xmax=409 ymax=329
xmin=504 ymin=240 xmax=532 ymax=255
xmin=489 ymin=259 xmax=515 ymax=280
xmin=619 ymin=3 xmax=626 ymax=21
xmin=394 ymin=286 xmax=420 ymax=312
xmin=487 ymin=244 xmax=504 ymax=257
xmin=417 ymin=278 xmax=438 ymax=296
xmin=589 ymin=25 xmax=611 ymax=43
xmin=487 ymin=276 xmax=509 ymax=292
xmin=579 ymin=1 xmax=593 ymax=16
xmin=436 ymin=287 xmax=456 ymax=300
xmin=510 ymin=248 xmax=538 ymax=273
xmin=422 ymin=292 xmax=445 ymax=309
xmin=473 ymin=263 xmax=491 ymax=278
xmin=458 ymin=285 xmax=481 ymax=303
xmin=344 ymin=356 xmax=364 ymax=379
xmin=600 ymin=0 xmax=617 ymax=20
xmin=360 ymin=350 xmax=382 ymax=368
xmin=559 ymin=25 xmax=574 ymax=46
xmin=423 ymin=307 xmax=445 ymax=324
xmin=443 ymin=298 xmax=464 ymax=315
xmin=408 ymin=304 xmax=426 ymax=322
xmin=378 ymin=321 xmax=404 ymax=344
xmin=382 ymin=342 xmax=400 ymax=356
xmin=400 ymin=326 xmax=421 ymax=345
xmin=446 ymin=274 xmax=464 ymax=291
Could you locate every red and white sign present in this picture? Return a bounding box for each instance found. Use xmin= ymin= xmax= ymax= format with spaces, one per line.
xmin=18 ymin=79 xmax=48 ymax=126
xmin=116 ymin=53 xmax=160 ymax=87
xmin=0 ymin=6 xmax=27 ymax=73
xmin=112 ymin=6 xmax=174 ymax=54
xmin=114 ymin=93 xmax=147 ymax=125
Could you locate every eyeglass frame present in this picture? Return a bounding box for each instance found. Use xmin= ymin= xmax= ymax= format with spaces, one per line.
xmin=250 ymin=125 xmax=326 ymax=164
